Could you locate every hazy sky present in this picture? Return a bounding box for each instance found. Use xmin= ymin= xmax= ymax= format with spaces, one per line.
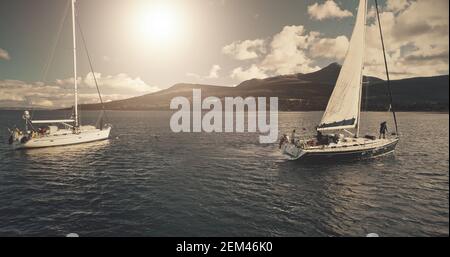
xmin=0 ymin=0 xmax=448 ymax=108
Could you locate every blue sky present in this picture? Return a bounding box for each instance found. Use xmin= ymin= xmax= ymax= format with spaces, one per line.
xmin=0 ymin=0 xmax=448 ymax=108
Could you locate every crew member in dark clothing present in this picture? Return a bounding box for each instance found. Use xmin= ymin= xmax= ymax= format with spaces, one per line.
xmin=316 ymin=131 xmax=324 ymax=145
xmin=279 ymin=134 xmax=288 ymax=149
xmin=290 ymin=130 xmax=296 ymax=144
xmin=316 ymin=131 xmax=323 ymax=141
xmin=379 ymin=121 xmax=388 ymax=139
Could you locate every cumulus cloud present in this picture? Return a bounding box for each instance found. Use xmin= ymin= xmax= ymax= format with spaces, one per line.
xmin=225 ymin=0 xmax=448 ymax=82
xmin=260 ymin=26 xmax=321 ymax=75
xmin=231 ymin=64 xmax=267 ymax=82
xmin=0 ymin=73 xmax=159 ymax=108
xmin=222 ymin=39 xmax=266 ymax=60
xmin=0 ymin=80 xmax=64 ymax=108
xmin=186 ymin=64 xmax=222 ymax=81
xmin=309 ymin=35 xmax=349 ymax=60
xmin=364 ymin=0 xmax=449 ymax=79
xmin=226 ymin=25 xmax=349 ymax=82
xmin=308 ymin=0 xmax=353 ymax=21
xmin=0 ymin=48 xmax=11 ymax=60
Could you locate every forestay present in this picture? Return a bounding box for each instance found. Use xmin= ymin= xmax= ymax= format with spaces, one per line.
xmin=318 ymin=0 xmax=367 ymax=131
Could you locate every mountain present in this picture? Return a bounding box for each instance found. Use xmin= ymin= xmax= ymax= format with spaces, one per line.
xmin=80 ymin=63 xmax=449 ymax=112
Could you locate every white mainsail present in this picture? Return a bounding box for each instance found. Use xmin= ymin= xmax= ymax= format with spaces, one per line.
xmin=318 ymin=0 xmax=367 ymax=131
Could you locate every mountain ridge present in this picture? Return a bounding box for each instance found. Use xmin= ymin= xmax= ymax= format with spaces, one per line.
xmin=78 ymin=63 xmax=449 ymax=112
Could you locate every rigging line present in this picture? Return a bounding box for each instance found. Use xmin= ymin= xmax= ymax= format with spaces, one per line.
xmin=375 ymin=0 xmax=399 ymax=135
xmin=76 ymin=17 xmax=109 ymax=123
xmin=30 ymin=0 xmax=70 ymax=120
xmin=41 ymin=1 xmax=70 ymax=83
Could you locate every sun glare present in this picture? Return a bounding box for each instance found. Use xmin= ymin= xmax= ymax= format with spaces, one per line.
xmin=136 ymin=4 xmax=178 ymax=43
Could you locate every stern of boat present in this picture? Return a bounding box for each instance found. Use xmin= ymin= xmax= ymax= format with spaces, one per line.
xmin=280 ymin=142 xmax=306 ymax=160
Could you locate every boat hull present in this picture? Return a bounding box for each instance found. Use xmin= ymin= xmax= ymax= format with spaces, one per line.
xmin=282 ymin=138 xmax=399 ymax=163
xmin=12 ymin=127 xmax=111 ymax=150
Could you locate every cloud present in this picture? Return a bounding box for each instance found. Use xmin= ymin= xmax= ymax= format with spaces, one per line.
xmin=364 ymin=0 xmax=449 ymax=79
xmin=261 ymin=26 xmax=320 ymax=75
xmin=386 ymin=0 xmax=411 ymax=13
xmin=82 ymin=72 xmax=157 ymax=93
xmin=0 ymin=73 xmax=159 ymax=108
xmin=225 ymin=0 xmax=448 ymax=82
xmin=186 ymin=64 xmax=222 ymax=81
xmin=309 ymin=35 xmax=349 ymax=60
xmin=207 ymin=64 xmax=221 ymax=79
xmin=308 ymin=0 xmax=353 ymax=21
xmin=0 ymin=80 xmax=63 ymax=108
xmin=231 ymin=64 xmax=267 ymax=81
xmin=32 ymin=99 xmax=54 ymax=107
xmin=0 ymin=48 xmax=11 ymax=60
xmin=222 ymin=39 xmax=266 ymax=60
xmin=225 ymin=26 xmax=348 ymax=82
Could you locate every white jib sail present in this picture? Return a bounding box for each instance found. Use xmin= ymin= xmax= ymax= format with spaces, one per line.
xmin=318 ymin=0 xmax=367 ymax=131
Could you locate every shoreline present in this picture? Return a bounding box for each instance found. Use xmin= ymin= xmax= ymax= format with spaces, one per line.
xmin=1 ymin=108 xmax=448 ymax=114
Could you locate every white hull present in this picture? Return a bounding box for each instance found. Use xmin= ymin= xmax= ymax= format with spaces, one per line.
xmin=12 ymin=126 xmax=111 ymax=150
xmin=281 ymin=137 xmax=399 ymax=162
xmin=280 ymin=0 xmax=399 ymax=163
xmin=7 ymin=1 xmax=113 ymax=151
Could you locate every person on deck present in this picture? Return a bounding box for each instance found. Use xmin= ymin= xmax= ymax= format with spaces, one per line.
xmin=290 ymin=130 xmax=296 ymax=144
xmin=379 ymin=121 xmax=388 ymax=139
xmin=316 ymin=130 xmax=332 ymax=145
xmin=279 ymin=134 xmax=288 ymax=149
xmin=316 ymin=131 xmax=323 ymax=144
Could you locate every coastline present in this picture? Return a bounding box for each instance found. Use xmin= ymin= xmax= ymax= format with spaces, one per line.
xmin=1 ymin=108 xmax=448 ymax=114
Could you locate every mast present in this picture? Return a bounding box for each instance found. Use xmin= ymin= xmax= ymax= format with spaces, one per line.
xmin=375 ymin=0 xmax=399 ymax=135
xmin=71 ymin=0 xmax=79 ymax=128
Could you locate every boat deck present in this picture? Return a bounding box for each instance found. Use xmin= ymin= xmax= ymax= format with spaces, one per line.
xmin=303 ymin=137 xmax=392 ymax=153
xmin=282 ymin=137 xmax=399 ymax=162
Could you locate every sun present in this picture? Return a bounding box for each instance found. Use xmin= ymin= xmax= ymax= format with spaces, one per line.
xmin=136 ymin=4 xmax=178 ymax=43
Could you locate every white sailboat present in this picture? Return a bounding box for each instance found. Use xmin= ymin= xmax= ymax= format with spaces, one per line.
xmin=280 ymin=0 xmax=399 ymax=162
xmin=9 ymin=0 xmax=111 ymax=150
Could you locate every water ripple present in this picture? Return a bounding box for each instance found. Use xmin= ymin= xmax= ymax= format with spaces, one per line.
xmin=0 ymin=110 xmax=448 ymax=236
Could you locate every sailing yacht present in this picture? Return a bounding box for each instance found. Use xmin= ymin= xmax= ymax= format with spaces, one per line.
xmin=9 ymin=0 xmax=111 ymax=150
xmin=280 ymin=0 xmax=399 ymax=162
